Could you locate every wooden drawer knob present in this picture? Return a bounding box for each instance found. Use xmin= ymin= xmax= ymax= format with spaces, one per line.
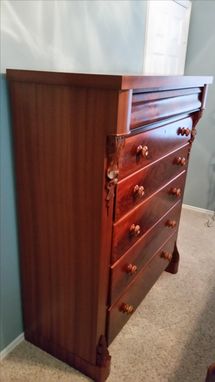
xmin=126 ymin=263 xmax=138 ymax=274
xmin=170 ymin=187 xmax=181 ymax=197
xmin=177 ymin=127 xmax=191 ymax=136
xmin=175 ymin=157 xmax=186 ymax=166
xmin=136 ymin=145 xmax=149 ymax=158
xmin=166 ymin=220 xmax=177 ymax=228
xmin=160 ymin=251 xmax=173 ymax=261
xmin=120 ymin=303 xmax=134 ymax=314
xmin=133 ymin=184 xmax=145 ymax=198
xmin=130 ymin=224 xmax=141 ymax=237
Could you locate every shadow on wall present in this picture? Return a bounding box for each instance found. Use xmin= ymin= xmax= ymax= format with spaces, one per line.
xmin=207 ymin=153 xmax=215 ymax=211
xmin=0 ymin=74 xmax=23 ymax=351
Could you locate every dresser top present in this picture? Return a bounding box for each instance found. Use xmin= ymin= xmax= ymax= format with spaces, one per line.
xmin=6 ymin=69 xmax=213 ymax=91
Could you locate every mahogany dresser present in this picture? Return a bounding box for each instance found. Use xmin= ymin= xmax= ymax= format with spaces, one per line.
xmin=7 ymin=70 xmax=212 ymax=381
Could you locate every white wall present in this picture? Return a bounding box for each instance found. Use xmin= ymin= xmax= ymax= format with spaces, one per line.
xmin=1 ymin=0 xmax=147 ymax=74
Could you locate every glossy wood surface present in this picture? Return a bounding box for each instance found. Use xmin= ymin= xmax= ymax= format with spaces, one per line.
xmin=107 ymin=233 xmax=177 ymax=345
xmin=132 ymin=87 xmax=201 ymax=102
xmin=7 ymin=69 xmax=212 ymax=90
xmin=8 ymin=81 xmax=114 ymax=369
xmin=131 ymin=93 xmax=200 ymax=129
xmin=7 ymin=70 xmax=211 ymax=382
xmin=112 ymin=172 xmax=186 ymax=260
xmin=110 ymin=202 xmax=181 ymax=303
xmin=118 ymin=117 xmax=192 ymax=179
xmin=115 ymin=144 xmax=189 ymax=220
xmin=206 ymin=362 xmax=215 ymax=382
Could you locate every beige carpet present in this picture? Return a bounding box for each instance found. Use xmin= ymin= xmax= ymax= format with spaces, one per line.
xmin=1 ymin=208 xmax=215 ymax=382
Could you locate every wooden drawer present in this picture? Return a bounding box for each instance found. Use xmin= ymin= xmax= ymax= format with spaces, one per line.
xmin=107 ymin=233 xmax=177 ymax=345
xmin=118 ymin=116 xmax=192 ymax=180
xmin=110 ymin=201 xmax=182 ymax=303
xmin=115 ymin=144 xmax=189 ymax=220
xmin=112 ymin=171 xmax=186 ymax=261
xmin=131 ymin=89 xmax=201 ymax=129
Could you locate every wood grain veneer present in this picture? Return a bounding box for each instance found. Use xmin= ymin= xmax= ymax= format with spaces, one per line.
xmin=7 ymin=70 xmax=212 ymax=382
xmin=112 ymin=172 xmax=186 ymax=260
xmin=117 ymin=116 xmax=192 ymax=179
xmin=107 ymin=233 xmax=177 ymax=344
xmin=110 ymin=202 xmax=182 ymax=303
xmin=115 ymin=144 xmax=189 ymax=220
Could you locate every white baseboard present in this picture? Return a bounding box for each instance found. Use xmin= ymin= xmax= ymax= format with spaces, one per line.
xmin=0 ymin=332 xmax=24 ymax=361
xmin=182 ymin=203 xmax=214 ymax=215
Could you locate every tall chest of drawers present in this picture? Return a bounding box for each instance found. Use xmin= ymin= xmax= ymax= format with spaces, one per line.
xmin=7 ymin=70 xmax=212 ymax=381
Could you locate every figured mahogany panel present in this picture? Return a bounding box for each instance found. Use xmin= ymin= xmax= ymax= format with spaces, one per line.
xmin=107 ymin=233 xmax=177 ymax=345
xmin=118 ymin=117 xmax=192 ymax=179
xmin=132 ymin=87 xmax=201 ymax=102
xmin=110 ymin=202 xmax=182 ymax=303
xmin=115 ymin=144 xmax=189 ymax=220
xmin=131 ymin=93 xmax=201 ymax=129
xmin=112 ymin=172 xmax=186 ymax=261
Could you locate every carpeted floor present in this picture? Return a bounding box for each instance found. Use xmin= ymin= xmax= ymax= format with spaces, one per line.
xmin=1 ymin=208 xmax=215 ymax=382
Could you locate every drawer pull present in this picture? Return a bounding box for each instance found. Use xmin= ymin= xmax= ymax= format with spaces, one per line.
xmin=126 ymin=263 xmax=138 ymax=274
xmin=130 ymin=224 xmax=141 ymax=237
xmin=160 ymin=251 xmax=173 ymax=261
xmin=166 ymin=220 xmax=177 ymax=228
xmin=177 ymin=127 xmax=191 ymax=136
xmin=170 ymin=187 xmax=181 ymax=197
xmin=175 ymin=156 xmax=186 ymax=166
xmin=136 ymin=145 xmax=149 ymax=158
xmin=133 ymin=185 xmax=145 ymax=198
xmin=120 ymin=303 xmax=134 ymax=315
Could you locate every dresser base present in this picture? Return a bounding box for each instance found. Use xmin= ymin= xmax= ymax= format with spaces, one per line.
xmin=165 ymin=243 xmax=180 ymax=274
xmin=25 ymin=333 xmax=111 ymax=382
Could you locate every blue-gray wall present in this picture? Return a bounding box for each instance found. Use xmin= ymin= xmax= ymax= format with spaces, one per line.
xmin=0 ymin=0 xmax=147 ymax=352
xmin=184 ymin=0 xmax=215 ymax=210
xmin=0 ymin=75 xmax=23 ymax=351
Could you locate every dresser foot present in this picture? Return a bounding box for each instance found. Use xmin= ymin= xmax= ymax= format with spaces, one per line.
xmin=25 ymin=333 xmax=111 ymax=382
xmin=206 ymin=362 xmax=215 ymax=382
xmin=95 ymin=335 xmax=111 ymax=381
xmin=165 ymin=243 xmax=180 ymax=274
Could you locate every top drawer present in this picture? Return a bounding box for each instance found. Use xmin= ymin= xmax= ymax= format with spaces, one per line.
xmin=118 ymin=117 xmax=192 ymax=180
xmin=131 ymin=88 xmax=201 ymax=129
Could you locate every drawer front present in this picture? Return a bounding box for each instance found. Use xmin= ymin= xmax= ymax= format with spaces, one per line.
xmin=107 ymin=233 xmax=177 ymax=345
xmin=118 ymin=117 xmax=192 ymax=180
xmin=131 ymin=91 xmax=200 ymax=129
xmin=112 ymin=171 xmax=186 ymax=261
xmin=110 ymin=201 xmax=181 ymax=303
xmin=115 ymin=144 xmax=189 ymax=221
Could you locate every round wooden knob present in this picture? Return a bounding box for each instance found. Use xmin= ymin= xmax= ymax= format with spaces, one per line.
xmin=160 ymin=251 xmax=173 ymax=261
xmin=136 ymin=145 xmax=149 ymax=158
xmin=133 ymin=185 xmax=145 ymax=198
xmin=177 ymin=127 xmax=191 ymax=136
xmin=126 ymin=264 xmax=138 ymax=274
xmin=185 ymin=128 xmax=191 ymax=136
xmin=170 ymin=187 xmax=181 ymax=197
xmin=130 ymin=224 xmax=141 ymax=236
xmin=166 ymin=220 xmax=177 ymax=228
xmin=120 ymin=303 xmax=134 ymax=314
xmin=175 ymin=156 xmax=186 ymax=166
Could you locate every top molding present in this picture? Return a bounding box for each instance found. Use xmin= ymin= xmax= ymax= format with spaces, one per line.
xmin=6 ymin=69 xmax=213 ymax=91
